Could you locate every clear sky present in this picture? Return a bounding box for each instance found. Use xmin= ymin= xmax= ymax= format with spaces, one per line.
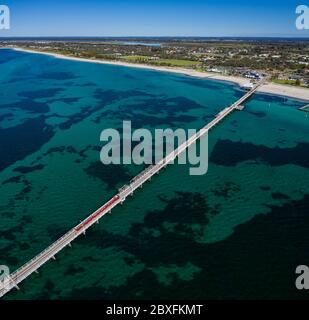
xmin=1 ymin=0 xmax=309 ymax=37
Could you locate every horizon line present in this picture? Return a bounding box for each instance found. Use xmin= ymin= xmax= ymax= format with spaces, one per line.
xmin=1 ymin=35 xmax=309 ymax=39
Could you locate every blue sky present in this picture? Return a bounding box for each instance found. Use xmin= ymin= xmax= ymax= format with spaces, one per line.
xmin=1 ymin=0 xmax=309 ymax=37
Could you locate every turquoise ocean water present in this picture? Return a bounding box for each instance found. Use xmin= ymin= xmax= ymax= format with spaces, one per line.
xmin=0 ymin=49 xmax=309 ymax=299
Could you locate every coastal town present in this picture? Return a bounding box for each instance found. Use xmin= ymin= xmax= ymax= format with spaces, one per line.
xmin=1 ymin=37 xmax=309 ymax=88
xmin=1 ymin=38 xmax=309 ymax=101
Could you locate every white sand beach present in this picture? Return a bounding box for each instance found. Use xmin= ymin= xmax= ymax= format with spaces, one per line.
xmin=7 ymin=47 xmax=309 ymax=102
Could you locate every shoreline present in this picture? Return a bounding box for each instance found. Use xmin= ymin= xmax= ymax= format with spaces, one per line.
xmin=4 ymin=47 xmax=309 ymax=102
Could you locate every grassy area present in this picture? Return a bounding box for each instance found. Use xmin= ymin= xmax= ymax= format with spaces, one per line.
xmin=121 ymin=56 xmax=201 ymax=68
xmin=272 ymin=79 xmax=300 ymax=86
xmin=121 ymin=55 xmax=151 ymax=62
xmin=152 ymin=59 xmax=201 ymax=67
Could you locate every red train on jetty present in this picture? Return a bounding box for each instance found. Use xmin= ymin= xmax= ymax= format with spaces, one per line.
xmin=74 ymin=195 xmax=120 ymax=232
